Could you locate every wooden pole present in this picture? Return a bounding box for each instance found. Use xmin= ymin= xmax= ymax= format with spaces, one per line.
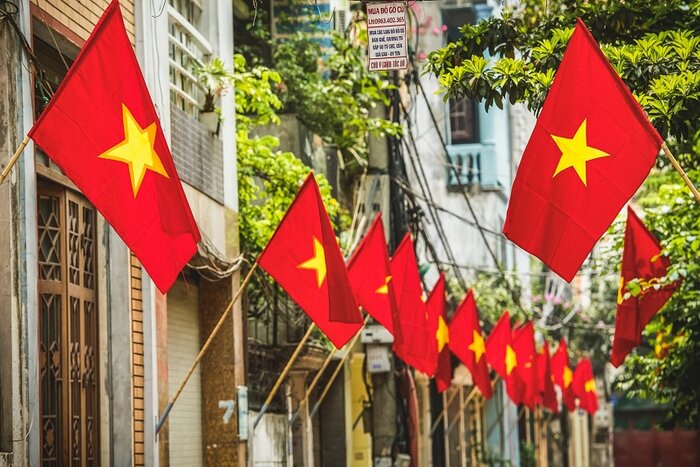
xmin=156 ymin=262 xmax=258 ymax=434
xmin=307 ymin=327 xmax=364 ymax=420
xmin=0 ymin=136 xmax=30 ymax=185
xmin=431 ymin=385 xmax=460 ymax=435
xmin=252 ymin=321 xmax=317 ymax=429
xmin=661 ymin=142 xmax=700 ymax=203
xmin=291 ymin=315 xmax=369 ymax=425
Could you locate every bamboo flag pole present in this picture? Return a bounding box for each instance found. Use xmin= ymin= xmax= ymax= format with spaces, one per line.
xmin=156 ymin=261 xmax=259 ymax=435
xmin=307 ymin=326 xmax=365 ymax=421
xmin=430 ymin=386 xmax=460 ymax=435
xmin=661 ymin=142 xmax=700 ymax=203
xmin=445 ymin=386 xmax=479 ymax=435
xmin=252 ymin=321 xmax=317 ymax=429
xmin=0 ymin=136 xmax=30 ymax=186
xmin=290 ymin=315 xmax=370 ymax=425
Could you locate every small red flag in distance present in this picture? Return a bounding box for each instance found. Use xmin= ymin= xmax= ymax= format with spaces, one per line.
xmin=447 ymin=290 xmax=493 ymax=399
xmin=390 ymin=234 xmax=437 ymax=377
xmin=572 ymin=358 xmax=598 ymax=414
xmin=258 ymin=174 xmax=362 ymax=349
xmin=611 ymin=207 xmax=678 ymax=367
xmin=550 ymin=339 xmax=576 ymax=412
xmin=347 ymin=213 xmax=398 ymax=335
xmin=427 ymin=273 xmax=451 ymax=393
xmin=512 ymin=322 xmax=541 ymax=411
xmin=486 ymin=311 xmax=523 ymax=404
xmin=28 ymin=0 xmax=200 ymax=293
xmin=503 ymin=19 xmax=663 ymax=282
xmin=538 ymin=342 xmax=559 ymax=413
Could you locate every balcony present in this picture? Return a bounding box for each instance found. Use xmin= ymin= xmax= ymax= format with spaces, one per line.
xmin=446 ymin=142 xmax=495 ymax=189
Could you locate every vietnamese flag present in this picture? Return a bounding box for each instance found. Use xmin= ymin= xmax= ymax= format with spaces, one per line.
xmin=503 ymin=19 xmax=663 ymax=282
xmin=485 ymin=311 xmax=523 ymax=404
xmin=538 ymin=342 xmax=559 ymax=413
xmin=390 ymin=234 xmax=436 ymax=376
xmin=512 ymin=322 xmax=540 ymax=410
xmin=28 ymin=0 xmax=199 ymax=293
xmin=427 ymin=274 xmax=451 ymax=393
xmin=258 ymin=174 xmax=362 ymax=349
xmin=551 ymin=339 xmax=576 ymax=412
xmin=448 ymin=290 xmax=493 ymax=399
xmin=347 ymin=213 xmax=398 ymax=335
xmin=611 ymin=207 xmax=678 ymax=367
xmin=572 ymin=358 xmax=598 ymax=414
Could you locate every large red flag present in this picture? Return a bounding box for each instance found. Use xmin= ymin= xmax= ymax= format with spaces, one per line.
xmin=550 ymin=339 xmax=576 ymax=412
xmin=611 ymin=207 xmax=678 ymax=367
xmin=427 ymin=274 xmax=451 ymax=393
xmin=485 ymin=311 xmax=523 ymax=404
xmin=258 ymin=174 xmax=363 ymax=349
xmin=28 ymin=0 xmax=200 ymax=293
xmin=512 ymin=322 xmax=541 ymax=410
xmin=503 ymin=19 xmax=662 ymax=282
xmin=572 ymin=358 xmax=598 ymax=414
xmin=538 ymin=342 xmax=559 ymax=413
xmin=390 ymin=234 xmax=436 ymax=376
xmin=448 ymin=290 xmax=493 ymax=399
xmin=347 ymin=213 xmax=398 ymax=335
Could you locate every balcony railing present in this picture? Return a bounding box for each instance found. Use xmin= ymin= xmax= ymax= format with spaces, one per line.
xmin=446 ymin=142 xmax=494 ymax=188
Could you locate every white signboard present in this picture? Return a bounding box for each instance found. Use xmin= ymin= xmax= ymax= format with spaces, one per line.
xmin=367 ymin=2 xmax=408 ymax=71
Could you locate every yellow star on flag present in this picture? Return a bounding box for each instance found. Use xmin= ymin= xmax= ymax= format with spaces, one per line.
xmin=563 ymin=366 xmax=573 ymax=388
xmin=617 ymin=276 xmax=626 ymax=305
xmin=99 ymin=103 xmax=169 ymax=196
xmin=375 ymin=276 xmax=392 ymax=295
xmin=551 ymin=119 xmax=610 ymax=186
xmin=436 ymin=316 xmax=449 ymax=352
xmin=468 ymin=329 xmax=485 ymax=363
xmin=297 ymin=236 xmax=327 ymax=288
xmin=584 ymin=378 xmax=596 ymax=393
xmin=505 ymin=344 xmax=518 ymax=376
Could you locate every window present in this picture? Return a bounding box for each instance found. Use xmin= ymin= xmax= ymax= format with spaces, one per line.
xmin=168 ymin=0 xmax=212 ymax=117
xmin=449 ymin=96 xmax=479 ymax=144
xmin=37 ymin=183 xmax=100 ymax=466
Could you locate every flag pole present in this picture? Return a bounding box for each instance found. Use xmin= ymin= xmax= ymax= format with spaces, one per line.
xmin=0 ymin=136 xmax=30 ymax=186
xmin=290 ymin=315 xmax=369 ymax=425
xmin=156 ymin=261 xmax=258 ymax=435
xmin=252 ymin=322 xmax=317 ymax=429
xmin=661 ymin=142 xmax=700 ymax=203
xmin=306 ymin=326 xmax=364 ymax=421
xmin=430 ymin=386 xmax=460 ymax=435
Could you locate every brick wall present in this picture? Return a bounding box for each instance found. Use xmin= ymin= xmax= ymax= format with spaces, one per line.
xmin=170 ymin=106 xmax=225 ymax=204
xmin=130 ymin=253 xmax=145 ymax=467
xmin=32 ymin=0 xmax=135 ymax=45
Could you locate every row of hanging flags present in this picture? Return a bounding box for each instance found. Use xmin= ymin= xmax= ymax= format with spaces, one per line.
xmin=25 ymin=0 xmax=680 ymax=414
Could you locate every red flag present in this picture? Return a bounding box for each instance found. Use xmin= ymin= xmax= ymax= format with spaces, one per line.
xmin=258 ymin=174 xmax=362 ymax=348
xmin=427 ymin=274 xmax=451 ymax=393
xmin=485 ymin=311 xmax=523 ymax=404
xmin=347 ymin=213 xmax=398 ymax=334
xmin=611 ymin=207 xmax=678 ymax=367
xmin=550 ymin=339 xmax=576 ymax=412
xmin=572 ymin=358 xmax=598 ymax=414
xmin=538 ymin=342 xmax=559 ymax=413
xmin=448 ymin=290 xmax=493 ymax=399
xmin=390 ymin=234 xmax=436 ymax=376
xmin=28 ymin=0 xmax=200 ymax=293
xmin=512 ymin=322 xmax=541 ymax=410
xmin=503 ymin=19 xmax=662 ymax=282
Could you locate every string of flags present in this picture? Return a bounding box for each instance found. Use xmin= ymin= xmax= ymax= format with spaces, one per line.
xmin=16 ymin=0 xmax=686 ymax=420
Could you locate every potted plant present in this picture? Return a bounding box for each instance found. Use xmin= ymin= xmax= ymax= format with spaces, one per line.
xmin=193 ymin=57 xmax=232 ymax=133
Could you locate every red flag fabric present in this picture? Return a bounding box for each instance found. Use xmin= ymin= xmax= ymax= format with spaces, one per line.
xmin=347 ymin=213 xmax=398 ymax=335
xmin=390 ymin=234 xmax=436 ymax=376
xmin=512 ymin=322 xmax=541 ymax=410
xmin=503 ymin=19 xmax=662 ymax=282
xmin=572 ymin=358 xmax=598 ymax=414
xmin=448 ymin=290 xmax=493 ymax=399
xmin=258 ymin=174 xmax=362 ymax=348
xmin=28 ymin=0 xmax=200 ymax=293
xmin=611 ymin=207 xmax=678 ymax=367
xmin=538 ymin=342 xmax=559 ymax=413
xmin=427 ymin=274 xmax=451 ymax=393
xmin=486 ymin=311 xmax=523 ymax=404
xmin=550 ymin=339 xmax=576 ymax=412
